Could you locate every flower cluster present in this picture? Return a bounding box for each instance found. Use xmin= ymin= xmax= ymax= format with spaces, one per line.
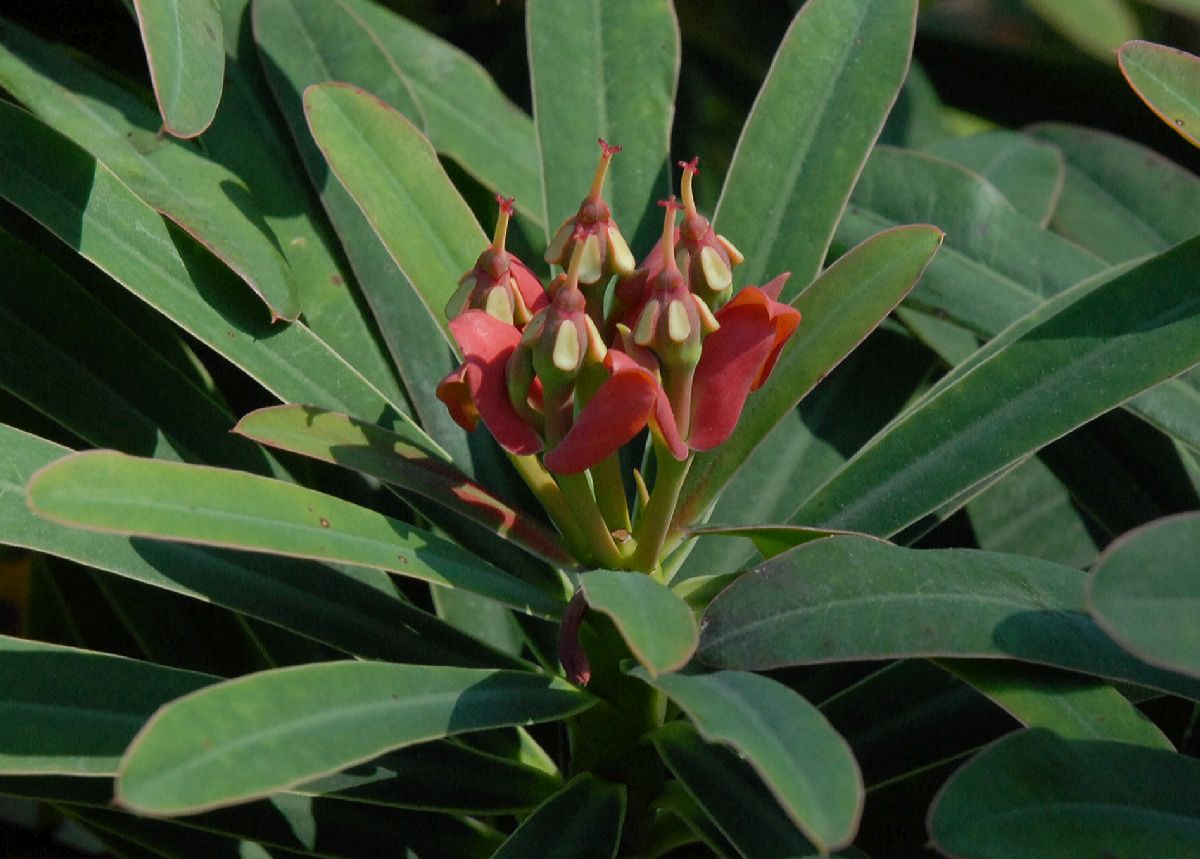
xmin=437 ymin=141 xmax=799 ymax=572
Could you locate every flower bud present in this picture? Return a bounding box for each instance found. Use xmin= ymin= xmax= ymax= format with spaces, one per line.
xmin=445 ymin=195 xmax=547 ymax=325
xmin=675 ymin=157 xmax=743 ymax=310
xmin=544 ymin=140 xmax=636 ymax=324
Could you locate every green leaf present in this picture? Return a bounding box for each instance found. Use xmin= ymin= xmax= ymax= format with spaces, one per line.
xmin=1119 ymin=40 xmax=1200 ymax=148
xmin=789 ymin=235 xmax=1200 ymax=538
xmin=1024 ymin=0 xmax=1139 ymax=61
xmin=632 ymin=669 xmax=862 ymax=853
xmin=0 ymin=228 xmax=272 ymax=473
xmin=331 ymin=0 xmax=542 ymax=227
xmin=234 ymin=405 xmax=572 ymax=568
xmin=492 ymin=774 xmax=624 ymax=859
xmin=852 ymin=147 xmax=1103 ymax=302
xmin=937 ymin=661 xmax=1173 ymax=748
xmin=192 ymin=0 xmax=409 ymax=409
xmin=298 ymin=741 xmax=561 ymax=813
xmin=929 ymin=729 xmax=1200 ymax=858
xmin=27 ymin=451 xmax=570 ymax=618
xmin=684 ymin=525 xmax=872 ymax=561
xmin=133 ymin=0 xmax=225 ymax=137
xmin=526 ymin=0 xmax=679 ymax=247
xmin=698 ymin=535 xmax=1200 ymax=700
xmin=250 ymin=0 xmax=474 ymax=465
xmin=1088 ymin=512 xmax=1200 ymax=680
xmin=965 ymin=457 xmax=1100 ymax=568
xmin=0 ymin=635 xmax=213 ymax=775
xmin=116 ymin=661 xmax=592 ymax=814
xmin=1029 ymin=123 xmax=1200 ymax=264
xmin=304 ymin=81 xmax=484 ymax=334
xmin=674 ymin=326 xmax=936 ymax=580
xmin=579 ymin=571 xmax=697 ymax=676
xmin=0 ymin=424 xmax=518 ymax=669
xmin=923 ymin=130 xmax=1064 ymax=226
xmin=715 ymin=0 xmax=917 ymax=298
xmin=0 ymin=98 xmax=414 ymax=428
xmin=675 ymin=224 xmax=941 ymax=527
xmin=653 ymin=722 xmax=857 ymax=859
xmin=0 ymin=19 xmax=299 ymax=321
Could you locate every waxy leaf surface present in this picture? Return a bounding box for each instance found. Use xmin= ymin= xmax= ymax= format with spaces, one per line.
xmin=117 ymin=662 xmax=592 ymax=814
xmin=134 ymin=0 xmax=225 ymax=137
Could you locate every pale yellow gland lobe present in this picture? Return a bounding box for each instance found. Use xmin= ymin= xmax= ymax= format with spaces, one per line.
xmin=578 ymin=234 xmax=603 ymax=284
xmin=483 ymin=286 xmax=514 ymax=324
xmin=667 ymin=299 xmax=692 ymax=343
xmin=718 ymin=234 xmax=745 ymax=266
xmin=552 ymin=321 xmax=581 ymax=371
xmin=607 ymin=227 xmax=636 ymax=274
xmin=445 ymin=275 xmax=476 ymax=319
xmin=510 ymin=276 xmax=533 ymax=324
xmin=700 ymin=246 xmax=733 ymax=291
xmin=584 ymin=316 xmax=608 ymax=362
xmin=545 ymin=219 xmax=572 ymax=263
xmin=693 ymin=294 xmax=720 ymax=334
xmin=634 ymin=298 xmax=661 ymax=346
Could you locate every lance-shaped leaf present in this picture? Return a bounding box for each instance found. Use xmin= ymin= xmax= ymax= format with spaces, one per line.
xmin=579 ymin=571 xmax=698 ymax=677
xmin=27 ymin=451 xmax=569 ymax=618
xmin=1119 ymin=40 xmax=1200 ymax=148
xmin=297 ymin=741 xmax=561 ymax=814
xmin=0 ymin=99 xmax=414 ymax=428
xmin=789 ymin=235 xmax=1200 ymax=538
xmin=330 ymin=0 xmax=543 ymax=226
xmin=684 ymin=525 xmax=874 ymax=561
xmin=1024 ymin=0 xmax=1139 ymax=61
xmin=0 ymin=635 xmax=213 ymax=776
xmin=116 ymin=661 xmax=593 ymax=814
xmin=1028 ymin=123 xmax=1200 ymax=264
xmin=715 ymin=0 xmax=917 ymax=299
xmin=653 ymin=723 xmax=868 ymax=859
xmin=234 ymin=405 xmax=572 ymax=568
xmin=491 ymin=775 xmax=625 ymax=859
xmin=1088 ymin=512 xmax=1200 ymax=680
xmin=526 ymin=0 xmax=678 ymax=248
xmin=1 ymin=424 xmax=521 ymax=669
xmin=0 ymin=20 xmax=299 ymax=320
xmin=675 ymin=224 xmax=941 ymax=527
xmin=133 ymin=0 xmax=225 ymax=137
xmin=251 ymin=0 xmax=466 ymax=459
xmin=699 ymin=535 xmax=1200 ymax=701
xmin=937 ymin=661 xmax=1173 ymax=748
xmin=0 ymin=228 xmax=272 ymax=473
xmin=304 ymin=81 xmax=484 ymax=335
xmin=631 ymin=668 xmax=862 ymax=853
xmin=929 ymin=729 xmax=1200 ymax=858
xmin=922 ymin=130 xmax=1065 ymax=226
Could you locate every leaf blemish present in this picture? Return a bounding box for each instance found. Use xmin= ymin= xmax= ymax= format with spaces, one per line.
xmin=319 ymin=517 xmax=330 ymax=528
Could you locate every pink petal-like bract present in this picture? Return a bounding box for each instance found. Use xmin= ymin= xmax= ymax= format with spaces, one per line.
xmin=510 ymin=255 xmax=549 ymax=314
xmin=436 ymin=363 xmax=481 ymax=432
xmin=688 ymin=281 xmax=800 ymax=450
xmin=448 ymin=311 xmax=543 ymax=455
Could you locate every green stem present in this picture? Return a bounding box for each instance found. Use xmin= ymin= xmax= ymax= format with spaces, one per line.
xmin=558 ymin=472 xmax=625 ymax=569
xmin=630 ymin=441 xmax=692 ymax=574
xmin=508 ymin=453 xmax=591 ymax=564
xmin=591 ymin=452 xmax=632 ymax=534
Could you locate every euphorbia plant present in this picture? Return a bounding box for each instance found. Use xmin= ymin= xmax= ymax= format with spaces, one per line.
xmin=3 ymin=0 xmax=1200 ymax=857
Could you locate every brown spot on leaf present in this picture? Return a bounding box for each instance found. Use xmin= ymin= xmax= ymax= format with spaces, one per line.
xmin=1176 ymin=118 xmax=1187 ymax=127
xmin=330 ymin=274 xmax=344 ymax=286
xmin=319 ymin=517 xmax=330 ymax=528
xmin=397 ymin=554 xmax=409 ymax=564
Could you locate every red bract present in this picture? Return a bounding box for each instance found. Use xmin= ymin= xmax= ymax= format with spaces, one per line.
xmin=689 ymin=273 xmax=800 ymax=450
xmin=544 ymin=350 xmax=687 ymax=474
xmin=437 ymin=310 xmax=543 ymax=456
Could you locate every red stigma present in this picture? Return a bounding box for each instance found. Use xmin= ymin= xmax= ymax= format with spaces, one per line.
xmin=495 ymin=194 xmax=515 ymax=216
xmin=598 ymin=138 xmax=622 ymax=158
xmin=677 ymin=156 xmax=700 ymax=174
xmin=657 ymin=195 xmax=680 ymax=212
